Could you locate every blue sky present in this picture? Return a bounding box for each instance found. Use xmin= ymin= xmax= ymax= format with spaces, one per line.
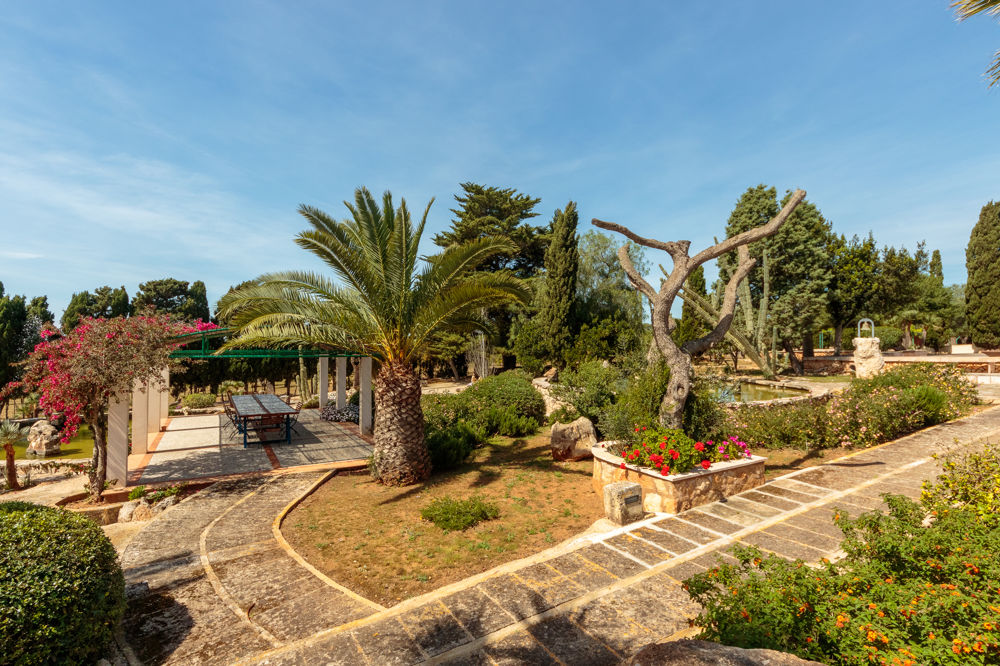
xmin=1 ymin=1 xmax=997 ymax=320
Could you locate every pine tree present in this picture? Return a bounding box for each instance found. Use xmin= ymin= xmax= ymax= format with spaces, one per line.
xmin=966 ymin=201 xmax=1000 ymax=348
xmin=536 ymin=202 xmax=579 ymax=365
xmin=720 ymin=185 xmax=832 ymax=373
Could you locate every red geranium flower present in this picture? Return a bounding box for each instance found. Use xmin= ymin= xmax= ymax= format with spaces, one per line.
xmin=661 ymin=466 xmax=670 ymax=476
xmin=694 ymin=441 xmax=705 ymax=452
xmin=701 ymin=460 xmax=711 ymax=470
xmin=620 ymin=462 xmax=626 ymax=469
xmin=659 ymin=442 xmax=666 ymax=450
xmin=669 ymin=449 xmax=679 ymax=460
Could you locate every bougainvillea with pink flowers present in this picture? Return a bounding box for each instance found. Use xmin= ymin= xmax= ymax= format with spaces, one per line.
xmin=20 ymin=315 xmax=196 ymax=500
xmin=609 ymin=426 xmax=752 ymax=476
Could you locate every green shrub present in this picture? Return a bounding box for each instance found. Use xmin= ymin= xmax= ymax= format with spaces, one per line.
xmin=548 ymin=405 xmax=580 ymax=424
xmin=0 ymin=502 xmax=125 ymax=664
xmin=421 ymin=393 xmax=465 ymax=432
xmin=458 ymin=372 xmax=546 ymax=436
xmin=420 ymin=372 xmax=545 ymax=438
xmin=682 ymin=381 xmax=726 ymax=443
xmin=181 ymin=392 xmax=217 ymax=409
xmin=600 ymin=361 xmax=671 ymax=444
xmin=148 ymin=484 xmax=182 ymax=503
xmin=724 ymin=400 xmax=830 ymax=450
xmin=828 ymin=364 xmax=976 ymax=447
xmin=426 ymin=422 xmax=483 ymax=472
xmin=420 ymin=495 xmax=500 ymax=531
xmin=921 ymin=440 xmax=1000 ymax=527
xmin=550 ymin=360 xmax=621 ymax=426
xmin=128 ymin=485 xmax=147 ymax=500
xmin=685 ymin=490 xmax=1000 ymax=664
xmin=875 ymin=325 xmax=903 ymax=350
xmin=301 ymin=396 xmax=320 ymax=409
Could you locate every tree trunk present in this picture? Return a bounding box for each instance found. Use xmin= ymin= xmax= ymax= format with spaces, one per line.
xmin=371 ymin=361 xmax=431 ymax=486
xmin=4 ymin=444 xmax=20 ymax=491
xmin=901 ymin=323 xmax=912 ymax=350
xmin=802 ymin=332 xmax=814 ymax=358
xmin=88 ymin=411 xmax=108 ymax=502
xmin=783 ymin=340 xmax=804 ymax=375
xmin=834 ymin=323 xmax=844 ymax=355
xmin=659 ymin=346 xmax=692 ymax=429
xmin=448 ymin=359 xmax=460 ymax=382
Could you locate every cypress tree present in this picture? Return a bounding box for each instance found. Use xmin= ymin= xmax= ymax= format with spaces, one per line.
xmin=537 ymin=202 xmax=579 ymax=364
xmin=929 ymin=249 xmax=943 ymax=281
xmin=966 ymin=201 xmax=1000 ymax=348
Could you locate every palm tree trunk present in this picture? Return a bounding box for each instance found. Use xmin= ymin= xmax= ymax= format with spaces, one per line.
xmin=372 ymin=361 xmax=431 ymax=486
xmin=4 ymin=444 xmax=20 ymax=491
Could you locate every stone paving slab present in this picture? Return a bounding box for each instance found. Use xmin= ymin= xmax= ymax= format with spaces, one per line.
xmin=119 ymin=405 xmax=1000 ymax=665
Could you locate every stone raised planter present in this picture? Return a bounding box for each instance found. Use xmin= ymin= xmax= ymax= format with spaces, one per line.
xmin=591 ymin=445 xmax=765 ymax=514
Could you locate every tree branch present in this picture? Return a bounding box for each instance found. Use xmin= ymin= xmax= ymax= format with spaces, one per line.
xmin=592 ymin=219 xmax=691 ymax=260
xmin=684 ymin=246 xmax=755 ymax=356
xmin=616 ymin=245 xmax=657 ymax=301
xmin=688 ymin=189 xmax=806 ymax=269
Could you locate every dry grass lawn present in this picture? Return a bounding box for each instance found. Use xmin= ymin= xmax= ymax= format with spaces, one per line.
xmin=282 ymin=428 xmax=603 ymax=606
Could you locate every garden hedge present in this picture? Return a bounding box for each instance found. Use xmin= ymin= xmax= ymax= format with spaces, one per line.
xmin=0 ymin=501 xmax=125 ymax=665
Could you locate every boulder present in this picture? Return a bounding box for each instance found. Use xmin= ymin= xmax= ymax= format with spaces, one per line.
xmin=26 ymin=420 xmax=61 ymax=457
xmin=542 ymin=366 xmax=559 ymax=381
xmin=627 ymin=639 xmax=826 ymax=665
xmin=128 ymin=499 xmax=154 ymax=522
xmin=550 ymin=416 xmax=596 ymax=461
xmin=118 ymin=499 xmax=143 ymax=523
xmin=532 ymin=377 xmax=571 ymax=417
xmin=150 ymin=495 xmax=179 ymax=516
xmin=853 ymin=337 xmax=885 ymax=379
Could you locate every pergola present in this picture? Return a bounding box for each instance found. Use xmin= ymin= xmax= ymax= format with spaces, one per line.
xmin=103 ymin=327 xmax=374 ymax=487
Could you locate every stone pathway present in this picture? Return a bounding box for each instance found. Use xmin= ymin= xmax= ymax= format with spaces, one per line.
xmin=119 ymin=406 xmax=1000 ymax=665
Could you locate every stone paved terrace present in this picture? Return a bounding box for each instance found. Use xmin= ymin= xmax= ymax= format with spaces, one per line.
xmin=129 ymin=411 xmax=373 ymax=485
xmin=118 ymin=405 xmax=1000 ymax=665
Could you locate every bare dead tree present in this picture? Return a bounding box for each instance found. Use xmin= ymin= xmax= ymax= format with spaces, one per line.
xmin=592 ymin=189 xmax=805 ymax=428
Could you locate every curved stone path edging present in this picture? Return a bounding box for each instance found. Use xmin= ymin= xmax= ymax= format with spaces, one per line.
xmin=120 ymin=406 xmax=1000 ymax=665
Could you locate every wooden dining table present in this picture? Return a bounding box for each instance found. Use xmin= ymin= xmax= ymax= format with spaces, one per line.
xmin=229 ymin=394 xmax=299 ymax=447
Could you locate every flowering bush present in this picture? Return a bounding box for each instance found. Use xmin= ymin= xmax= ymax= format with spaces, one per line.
xmin=20 ymin=316 xmax=183 ymax=500
xmin=685 ymin=488 xmax=1000 ymax=664
xmin=609 ymin=426 xmax=752 ymax=476
xmin=725 ymin=364 xmax=977 ymax=451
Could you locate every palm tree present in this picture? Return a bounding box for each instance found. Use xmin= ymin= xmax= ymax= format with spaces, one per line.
xmin=218 ymin=187 xmax=529 ymax=486
xmin=1 ymin=420 xmax=29 ymax=490
xmin=953 ymin=0 xmax=1000 ymax=86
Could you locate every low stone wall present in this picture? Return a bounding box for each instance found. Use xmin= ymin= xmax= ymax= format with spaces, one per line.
xmin=722 ymin=379 xmax=832 ymax=412
xmin=592 ymin=446 xmax=765 ymax=513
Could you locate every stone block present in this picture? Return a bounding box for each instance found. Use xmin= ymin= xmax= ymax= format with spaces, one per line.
xmin=603 ymin=481 xmax=644 ymax=525
xmin=853 ymin=337 xmax=885 ymax=378
xmin=627 ymin=639 xmax=825 ymax=665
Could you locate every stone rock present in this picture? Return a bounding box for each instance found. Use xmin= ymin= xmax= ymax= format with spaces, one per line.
xmin=603 ymin=480 xmax=644 ymax=525
xmin=26 ymin=420 xmax=61 ymax=457
xmin=550 ymin=416 xmax=597 ymax=461
xmin=130 ymin=499 xmax=154 ymax=522
xmin=150 ymin=495 xmax=179 ymax=516
xmin=853 ymin=337 xmax=885 ymax=379
xmin=118 ymin=499 xmax=141 ymax=523
xmin=532 ymin=377 xmax=571 ymax=417
xmin=542 ymin=366 xmax=559 ymax=381
xmin=627 ymin=639 xmax=826 ymax=665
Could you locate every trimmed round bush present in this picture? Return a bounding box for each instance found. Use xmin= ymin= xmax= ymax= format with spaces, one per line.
xmin=181 ymin=392 xmax=217 ymax=409
xmin=0 ymin=501 xmax=125 ymax=665
xmin=460 ymin=372 xmax=546 ymax=436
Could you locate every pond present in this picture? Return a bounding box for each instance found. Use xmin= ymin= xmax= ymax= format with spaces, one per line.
xmin=715 ymin=381 xmax=809 ymax=403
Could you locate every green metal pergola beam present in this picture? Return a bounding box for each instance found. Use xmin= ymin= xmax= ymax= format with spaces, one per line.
xmin=168 ymin=327 xmax=362 ymax=360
